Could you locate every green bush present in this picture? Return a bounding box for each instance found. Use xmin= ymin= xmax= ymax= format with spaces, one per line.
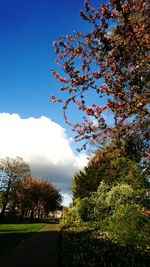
xmin=61 ymin=178 xmax=150 ymax=266
xmin=106 ymin=184 xmax=134 ymax=208
xmin=61 ymin=226 xmax=150 ymax=267
xmin=102 ymin=204 xmax=150 ymax=248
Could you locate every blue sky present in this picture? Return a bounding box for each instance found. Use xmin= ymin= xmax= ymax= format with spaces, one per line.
xmin=0 ymin=0 xmax=87 ymax=128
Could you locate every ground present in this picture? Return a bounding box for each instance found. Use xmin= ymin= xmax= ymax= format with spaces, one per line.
xmin=0 ymin=224 xmax=60 ymax=267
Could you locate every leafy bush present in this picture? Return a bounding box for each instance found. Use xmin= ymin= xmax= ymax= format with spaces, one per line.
xmin=61 ymin=225 xmax=150 ymax=267
xmin=106 ymin=184 xmax=134 ymax=208
xmin=60 ymin=201 xmax=82 ymax=228
xmin=61 ymin=181 xmax=150 ymax=267
xmin=101 ymin=204 xmax=150 ymax=248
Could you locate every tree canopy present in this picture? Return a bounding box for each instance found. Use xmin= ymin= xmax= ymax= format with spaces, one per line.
xmin=13 ymin=176 xmax=62 ymax=219
xmin=72 ymin=143 xmax=146 ymax=200
xmin=51 ymin=0 xmax=149 ymax=151
xmin=0 ymin=157 xmax=31 ymax=216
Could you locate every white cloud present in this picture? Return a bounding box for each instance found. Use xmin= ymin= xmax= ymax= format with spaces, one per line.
xmin=0 ymin=113 xmax=88 ymax=203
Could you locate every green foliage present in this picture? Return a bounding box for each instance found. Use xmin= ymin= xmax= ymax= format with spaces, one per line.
xmin=103 ymin=204 xmax=150 ymax=248
xmin=77 ymin=194 xmax=98 ymax=222
xmin=61 ymin=226 xmax=150 ymax=267
xmin=60 ymin=201 xmax=82 ymax=228
xmin=72 ymin=164 xmax=102 ymax=199
xmin=106 ymin=184 xmax=134 ymax=208
xmin=72 ymin=145 xmax=146 ymax=200
xmin=61 ymin=182 xmax=150 ymax=266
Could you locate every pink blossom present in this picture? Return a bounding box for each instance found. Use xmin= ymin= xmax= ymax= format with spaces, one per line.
xmin=137 ymin=102 xmax=143 ymax=107
xmin=95 ymin=106 xmax=103 ymax=115
xmin=52 ymin=41 xmax=57 ymax=46
xmin=50 ymin=96 xmax=62 ymax=103
xmin=74 ymin=99 xmax=82 ymax=107
xmin=100 ymin=83 xmax=107 ymax=93
xmin=89 ymin=121 xmax=94 ymax=126
xmin=84 ymin=107 xmax=94 ymax=115
xmin=50 ymin=96 xmax=56 ymax=103
xmin=77 ymin=130 xmax=84 ymax=134
xmin=93 ymin=71 xmax=101 ymax=79
xmin=100 ymin=83 xmax=107 ymax=89
xmin=51 ymin=70 xmax=69 ymax=83
xmin=58 ymin=77 xmax=69 ymax=83
xmin=58 ymin=54 xmax=63 ymax=59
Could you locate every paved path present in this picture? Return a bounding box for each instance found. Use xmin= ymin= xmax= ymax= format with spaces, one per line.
xmin=0 ymin=224 xmax=60 ymax=267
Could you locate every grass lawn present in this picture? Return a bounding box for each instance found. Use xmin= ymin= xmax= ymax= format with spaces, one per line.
xmin=0 ymin=223 xmax=45 ymax=256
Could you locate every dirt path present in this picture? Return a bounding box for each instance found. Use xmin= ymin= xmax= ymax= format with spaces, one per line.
xmin=0 ymin=224 xmax=60 ymax=267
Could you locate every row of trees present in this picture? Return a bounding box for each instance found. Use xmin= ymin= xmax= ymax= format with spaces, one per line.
xmin=0 ymin=157 xmax=62 ymax=219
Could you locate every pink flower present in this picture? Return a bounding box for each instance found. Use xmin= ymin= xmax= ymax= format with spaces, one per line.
xmin=52 ymin=41 xmax=57 ymax=46
xmin=100 ymin=83 xmax=107 ymax=89
xmin=93 ymin=71 xmax=101 ymax=79
xmin=137 ymin=102 xmax=143 ymax=107
xmin=74 ymin=99 xmax=82 ymax=107
xmin=58 ymin=54 xmax=63 ymax=59
xmin=77 ymin=130 xmax=83 ymax=134
xmin=95 ymin=106 xmax=103 ymax=115
xmin=100 ymin=83 xmax=107 ymax=93
xmin=50 ymin=96 xmax=62 ymax=103
xmin=89 ymin=121 xmax=94 ymax=126
xmin=58 ymin=77 xmax=69 ymax=83
xmin=85 ymin=107 xmax=94 ymax=115
xmin=51 ymin=70 xmax=69 ymax=83
xmin=50 ymin=96 xmax=56 ymax=103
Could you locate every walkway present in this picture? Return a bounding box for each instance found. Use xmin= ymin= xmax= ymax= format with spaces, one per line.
xmin=0 ymin=224 xmax=60 ymax=267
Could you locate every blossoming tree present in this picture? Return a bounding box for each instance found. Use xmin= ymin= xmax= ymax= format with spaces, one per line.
xmin=51 ymin=0 xmax=149 ymax=150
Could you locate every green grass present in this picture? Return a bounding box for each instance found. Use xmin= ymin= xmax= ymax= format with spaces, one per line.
xmin=0 ymin=223 xmax=45 ymax=256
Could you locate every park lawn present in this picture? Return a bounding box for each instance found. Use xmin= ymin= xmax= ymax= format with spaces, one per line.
xmin=0 ymin=223 xmax=45 ymax=256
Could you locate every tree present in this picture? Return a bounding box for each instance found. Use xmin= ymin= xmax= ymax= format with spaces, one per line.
xmin=0 ymin=157 xmax=31 ymax=216
xmin=51 ymin=0 xmax=149 ymax=150
xmin=72 ymin=163 xmax=102 ymax=200
xmin=72 ymin=144 xmax=146 ymax=200
xmin=14 ymin=176 xmax=62 ymax=219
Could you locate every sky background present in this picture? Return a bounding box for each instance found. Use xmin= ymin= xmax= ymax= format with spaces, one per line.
xmin=0 ymin=0 xmax=107 ymax=205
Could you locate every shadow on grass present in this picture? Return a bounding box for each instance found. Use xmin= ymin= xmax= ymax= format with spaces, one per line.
xmin=61 ymin=229 xmax=150 ymax=267
xmin=0 ymin=229 xmax=61 ymax=267
xmin=0 ymin=215 xmax=59 ymax=224
xmin=0 ymin=231 xmax=35 ymax=256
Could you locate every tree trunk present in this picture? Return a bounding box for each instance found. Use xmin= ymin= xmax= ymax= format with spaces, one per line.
xmin=20 ymin=209 xmax=25 ymax=221
xmin=0 ymin=192 xmax=9 ymax=216
xmin=0 ymin=183 xmax=11 ymax=216
xmin=0 ymin=201 xmax=7 ymax=216
xmin=30 ymin=209 xmax=34 ymax=222
xmin=11 ymin=202 xmax=17 ymax=215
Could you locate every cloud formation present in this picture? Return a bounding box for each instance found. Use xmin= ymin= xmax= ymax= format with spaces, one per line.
xmin=0 ymin=113 xmax=88 ymax=204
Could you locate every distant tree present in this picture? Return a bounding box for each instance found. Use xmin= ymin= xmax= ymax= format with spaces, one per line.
xmin=14 ymin=176 xmax=62 ymax=219
xmin=41 ymin=179 xmax=62 ymax=216
xmin=0 ymin=157 xmax=31 ymax=216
